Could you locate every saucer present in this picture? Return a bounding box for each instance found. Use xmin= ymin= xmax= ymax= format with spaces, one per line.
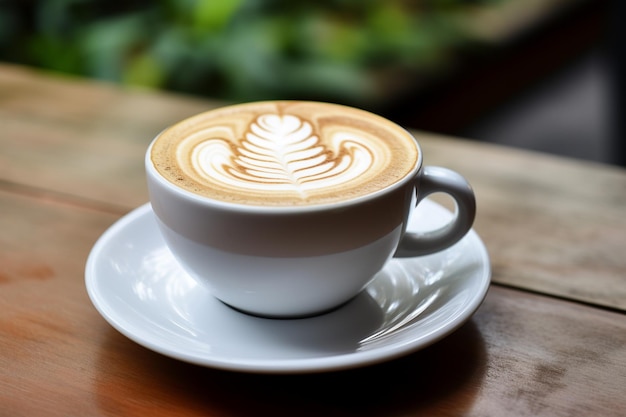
xmin=85 ymin=200 xmax=490 ymax=374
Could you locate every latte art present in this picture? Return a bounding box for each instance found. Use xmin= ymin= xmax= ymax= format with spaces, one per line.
xmin=151 ymin=101 xmax=419 ymax=206
xmin=191 ymin=114 xmax=374 ymax=198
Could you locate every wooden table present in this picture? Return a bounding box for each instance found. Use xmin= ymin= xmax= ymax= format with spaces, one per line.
xmin=1 ymin=64 xmax=625 ymax=416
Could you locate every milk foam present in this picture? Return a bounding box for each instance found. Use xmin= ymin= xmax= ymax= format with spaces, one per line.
xmin=151 ymin=102 xmax=419 ymax=206
xmin=189 ymin=113 xmax=376 ymax=198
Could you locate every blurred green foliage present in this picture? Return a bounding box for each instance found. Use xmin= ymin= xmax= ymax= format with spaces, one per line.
xmin=0 ymin=0 xmax=499 ymax=105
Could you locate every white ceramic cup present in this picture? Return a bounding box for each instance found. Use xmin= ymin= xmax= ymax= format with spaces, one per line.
xmin=146 ymin=104 xmax=476 ymax=318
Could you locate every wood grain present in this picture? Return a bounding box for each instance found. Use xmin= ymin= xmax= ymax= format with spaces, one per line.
xmin=418 ymin=132 xmax=626 ymax=311
xmin=1 ymin=186 xmax=625 ymax=416
xmin=0 ymin=64 xmax=217 ymax=209
xmin=1 ymin=63 xmax=625 ymax=416
xmin=0 ymin=189 xmax=119 ymax=417
xmin=88 ymin=289 xmax=626 ymax=417
xmin=2 ymin=63 xmax=625 ymax=311
xmin=1 ymin=64 xmax=625 ymax=311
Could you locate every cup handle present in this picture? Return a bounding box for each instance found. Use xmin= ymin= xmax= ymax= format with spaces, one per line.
xmin=394 ymin=166 xmax=476 ymax=257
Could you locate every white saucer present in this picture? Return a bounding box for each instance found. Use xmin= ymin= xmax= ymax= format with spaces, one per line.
xmin=85 ymin=200 xmax=490 ymax=374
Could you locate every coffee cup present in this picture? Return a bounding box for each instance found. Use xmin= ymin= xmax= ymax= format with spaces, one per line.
xmin=146 ymin=101 xmax=475 ymax=318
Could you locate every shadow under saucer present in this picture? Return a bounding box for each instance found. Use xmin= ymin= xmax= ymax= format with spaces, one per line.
xmin=93 ymin=317 xmax=487 ymax=416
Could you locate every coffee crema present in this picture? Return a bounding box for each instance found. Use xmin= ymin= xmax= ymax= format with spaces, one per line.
xmin=150 ymin=101 xmax=419 ymax=206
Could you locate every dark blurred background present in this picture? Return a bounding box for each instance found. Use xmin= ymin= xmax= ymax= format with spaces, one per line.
xmin=0 ymin=0 xmax=620 ymax=165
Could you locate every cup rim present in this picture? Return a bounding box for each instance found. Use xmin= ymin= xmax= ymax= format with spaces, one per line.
xmin=145 ymin=105 xmax=423 ymax=214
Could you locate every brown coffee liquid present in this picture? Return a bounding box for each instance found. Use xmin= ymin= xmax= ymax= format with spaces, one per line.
xmin=150 ymin=101 xmax=419 ymax=206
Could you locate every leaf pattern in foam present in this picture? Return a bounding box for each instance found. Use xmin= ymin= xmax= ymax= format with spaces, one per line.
xmin=192 ymin=113 xmax=374 ymax=197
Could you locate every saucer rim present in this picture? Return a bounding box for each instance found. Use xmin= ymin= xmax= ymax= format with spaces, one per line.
xmin=85 ymin=202 xmax=490 ymax=374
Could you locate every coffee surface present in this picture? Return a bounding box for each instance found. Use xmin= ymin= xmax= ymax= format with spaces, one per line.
xmin=150 ymin=101 xmax=419 ymax=206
